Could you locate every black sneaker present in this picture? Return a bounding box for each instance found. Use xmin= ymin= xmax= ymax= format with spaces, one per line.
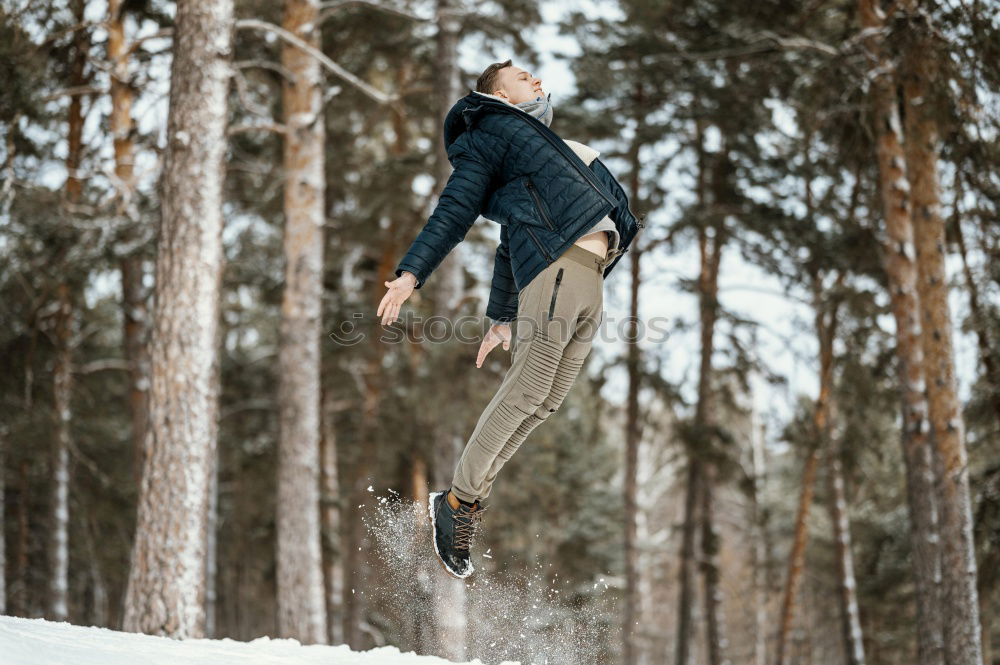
xmin=427 ymin=489 xmax=487 ymax=579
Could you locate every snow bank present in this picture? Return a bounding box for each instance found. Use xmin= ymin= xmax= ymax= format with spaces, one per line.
xmin=0 ymin=615 xmax=517 ymax=665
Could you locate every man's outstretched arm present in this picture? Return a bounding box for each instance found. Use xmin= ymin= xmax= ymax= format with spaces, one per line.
xmin=393 ymin=133 xmax=496 ymax=288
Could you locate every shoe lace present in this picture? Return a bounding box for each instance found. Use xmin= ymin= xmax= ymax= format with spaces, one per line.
xmin=453 ymin=505 xmax=487 ymax=552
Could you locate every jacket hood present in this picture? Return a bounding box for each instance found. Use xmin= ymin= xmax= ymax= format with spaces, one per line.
xmin=443 ymin=90 xmax=521 ymax=149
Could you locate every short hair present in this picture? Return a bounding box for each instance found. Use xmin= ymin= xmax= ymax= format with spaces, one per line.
xmin=475 ymin=59 xmax=512 ymax=94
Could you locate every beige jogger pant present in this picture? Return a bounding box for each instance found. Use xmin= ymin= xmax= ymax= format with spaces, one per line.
xmin=451 ymin=243 xmax=609 ymax=503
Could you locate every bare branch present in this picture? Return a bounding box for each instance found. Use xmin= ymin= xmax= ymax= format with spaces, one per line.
xmin=748 ymin=30 xmax=839 ymax=56
xmin=319 ymin=0 xmax=432 ymax=22
xmin=68 ymin=439 xmax=114 ymax=488
xmin=235 ymin=18 xmax=397 ymax=105
xmin=643 ymin=30 xmax=841 ymax=64
xmin=229 ymin=123 xmax=288 ymax=136
xmin=76 ymin=358 xmax=130 ymax=374
xmin=42 ymin=20 xmax=100 ymax=45
xmin=233 ymin=69 xmax=272 ymax=118
xmin=235 ymin=58 xmax=298 ymax=84
xmin=221 ymin=398 xmax=275 ymax=420
xmin=127 ymin=28 xmax=174 ymax=55
xmin=42 ymin=86 xmax=107 ymax=103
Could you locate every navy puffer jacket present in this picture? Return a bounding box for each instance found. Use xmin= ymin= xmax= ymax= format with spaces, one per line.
xmin=394 ymin=90 xmax=644 ymax=322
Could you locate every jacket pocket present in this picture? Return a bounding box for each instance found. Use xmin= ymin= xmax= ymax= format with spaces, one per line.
xmin=524 ymin=177 xmax=556 ymax=231
xmin=547 ymin=267 xmax=564 ymax=320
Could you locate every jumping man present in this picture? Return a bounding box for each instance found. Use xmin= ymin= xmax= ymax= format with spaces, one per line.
xmin=377 ymin=59 xmax=642 ymax=578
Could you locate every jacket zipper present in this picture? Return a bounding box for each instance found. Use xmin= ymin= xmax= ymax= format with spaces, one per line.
xmin=547 ymin=267 xmax=564 ymax=320
xmin=524 ymin=225 xmax=553 ymax=262
xmin=471 ymin=102 xmax=618 ymax=210
xmin=525 ymin=178 xmax=555 ymax=231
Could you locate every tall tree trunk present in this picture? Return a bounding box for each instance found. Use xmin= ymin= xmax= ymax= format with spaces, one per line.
xmin=699 ymin=463 xmax=725 ymax=665
xmin=0 ymin=426 xmax=6 ymax=615
xmin=205 ymin=449 xmax=219 ymax=638
xmin=826 ymin=440 xmax=866 ymax=665
xmin=675 ymin=119 xmax=709 ymax=665
xmin=321 ymin=388 xmax=345 ymax=645
xmin=623 ymin=112 xmax=644 ymax=665
xmin=430 ymin=460 xmax=466 ymax=661
xmin=696 ymin=156 xmax=726 ymax=665
xmin=428 ymin=0 xmax=463 ymax=314
xmin=749 ymin=407 xmax=768 ymax=665
xmin=409 ymin=453 xmax=435 ymax=654
xmin=675 ymin=455 xmax=701 ymax=665
xmin=50 ymin=0 xmax=88 ymax=619
xmin=953 ymin=196 xmax=1000 ymax=425
xmin=122 ymin=0 xmax=233 ymax=637
xmin=83 ymin=516 xmax=108 ymax=626
xmin=49 ymin=283 xmax=73 ymax=622
xmin=107 ymin=0 xmax=151 ymax=486
xmin=901 ymin=5 xmax=983 ymax=663
xmin=121 ymin=257 xmax=150 ymax=485
xmin=775 ymin=278 xmax=839 ymax=665
xmin=426 ymin=7 xmax=467 ymax=655
xmin=775 ymin=452 xmax=819 ymax=665
xmin=14 ymin=459 xmax=29 ymax=615
xmin=275 ymin=0 xmax=328 ymax=644
xmin=343 ymin=356 xmax=379 ymax=648
xmin=857 ymin=3 xmax=944 ymax=662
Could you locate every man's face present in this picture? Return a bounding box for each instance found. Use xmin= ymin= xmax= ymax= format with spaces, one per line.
xmin=493 ymin=66 xmax=544 ymax=105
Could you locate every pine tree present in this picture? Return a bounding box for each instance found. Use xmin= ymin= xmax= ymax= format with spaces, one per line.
xmin=123 ymin=0 xmax=234 ymax=638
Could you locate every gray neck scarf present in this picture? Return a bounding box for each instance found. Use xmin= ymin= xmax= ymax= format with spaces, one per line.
xmin=514 ymin=92 xmax=553 ymax=127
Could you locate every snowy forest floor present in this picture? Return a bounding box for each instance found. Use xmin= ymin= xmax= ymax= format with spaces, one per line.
xmin=1 ymin=493 xmax=615 ymax=665
xmin=0 ymin=614 xmax=506 ymax=665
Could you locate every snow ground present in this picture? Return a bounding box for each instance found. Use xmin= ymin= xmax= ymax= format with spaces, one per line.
xmin=0 ymin=615 xmax=520 ymax=665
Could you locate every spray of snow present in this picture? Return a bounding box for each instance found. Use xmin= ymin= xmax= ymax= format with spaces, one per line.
xmin=360 ymin=489 xmax=616 ymax=665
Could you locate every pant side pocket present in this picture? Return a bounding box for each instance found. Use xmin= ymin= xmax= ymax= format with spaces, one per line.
xmin=547 ymin=267 xmax=564 ymax=321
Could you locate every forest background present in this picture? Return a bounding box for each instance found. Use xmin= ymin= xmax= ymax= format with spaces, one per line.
xmin=0 ymin=1 xmax=997 ymax=664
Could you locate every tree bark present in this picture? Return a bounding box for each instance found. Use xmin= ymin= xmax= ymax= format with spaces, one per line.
xmin=427 ymin=0 xmax=463 ymax=314
xmin=901 ymin=5 xmax=983 ymax=663
xmin=107 ymin=0 xmax=151 ymax=487
xmin=122 ymin=0 xmax=232 ymax=638
xmin=857 ymin=3 xmax=944 ymax=662
xmin=675 ymin=119 xmax=709 ymax=665
xmin=749 ymin=408 xmax=768 ymax=665
xmin=775 ymin=277 xmax=839 ymax=665
xmin=14 ymin=459 xmax=29 ymax=616
xmin=275 ymin=0 xmax=328 ymax=644
xmin=205 ymin=448 xmax=219 ymax=638
xmin=623 ymin=108 xmax=644 ymax=665
xmin=83 ymin=516 xmax=108 ymax=626
xmin=426 ymin=6 xmax=467 ymax=654
xmin=0 ymin=426 xmax=6 ymax=615
xmin=321 ymin=388 xmax=345 ymax=645
xmin=50 ymin=0 xmax=89 ymax=617
xmin=826 ymin=441 xmax=866 ymax=665
xmin=408 ymin=453 xmax=434 ymax=654
xmin=49 ymin=282 xmax=73 ymax=622
xmin=696 ymin=163 xmax=726 ymax=665
xmin=675 ymin=458 xmax=700 ymax=665
xmin=953 ymin=196 xmax=1000 ymax=425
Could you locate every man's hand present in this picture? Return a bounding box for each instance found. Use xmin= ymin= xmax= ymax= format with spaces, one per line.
xmin=476 ymin=323 xmax=512 ymax=367
xmin=378 ymin=272 xmax=417 ymax=326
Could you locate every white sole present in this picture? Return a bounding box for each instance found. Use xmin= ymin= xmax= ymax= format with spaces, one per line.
xmin=427 ymin=491 xmax=475 ymax=579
